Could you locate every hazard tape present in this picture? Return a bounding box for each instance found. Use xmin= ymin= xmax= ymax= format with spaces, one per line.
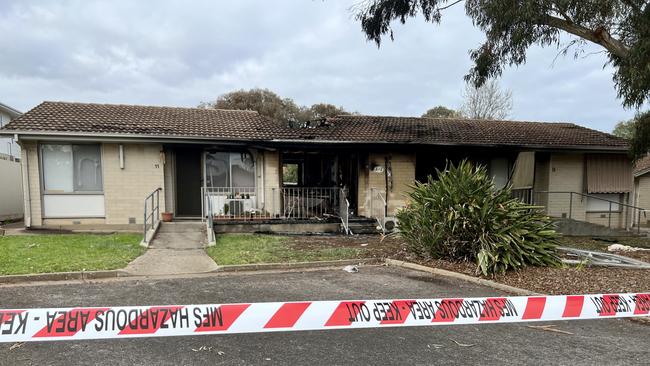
xmin=0 ymin=293 xmax=648 ymax=343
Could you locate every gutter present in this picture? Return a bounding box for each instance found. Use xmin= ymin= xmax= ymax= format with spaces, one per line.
xmin=269 ymin=139 xmax=630 ymax=153
xmin=634 ymin=167 xmax=650 ymax=178
xmin=0 ymin=130 xmax=629 ymax=153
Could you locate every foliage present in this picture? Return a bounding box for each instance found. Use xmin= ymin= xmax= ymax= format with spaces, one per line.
xmin=308 ymin=103 xmax=349 ymax=119
xmin=354 ymin=1 xmax=650 ymax=108
xmin=460 ymin=80 xmax=513 ymax=120
xmin=612 ymin=117 xmax=636 ymax=139
xmin=199 ymin=88 xmax=302 ymax=123
xmin=421 ymin=105 xmax=462 ymax=118
xmin=630 ymin=111 xmax=650 ymax=160
xmin=283 ymin=163 xmax=299 ymax=184
xmin=0 ymin=233 xmax=144 ymax=275
xmin=199 ymin=88 xmax=350 ymax=125
xmin=396 ymin=160 xmax=562 ymax=276
xmin=206 ymin=234 xmax=362 ymax=265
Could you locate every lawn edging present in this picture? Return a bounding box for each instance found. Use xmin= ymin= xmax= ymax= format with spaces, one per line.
xmin=384 ymin=258 xmax=540 ymax=296
xmin=0 ymin=269 xmax=130 ymax=284
xmin=214 ymin=258 xmax=382 ymax=272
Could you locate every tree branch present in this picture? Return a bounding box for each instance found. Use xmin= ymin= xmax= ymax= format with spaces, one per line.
xmin=543 ymin=15 xmax=630 ymax=59
xmin=437 ymin=0 xmax=464 ymax=11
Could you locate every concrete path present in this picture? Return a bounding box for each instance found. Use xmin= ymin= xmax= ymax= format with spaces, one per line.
xmin=125 ymin=222 xmax=218 ymax=276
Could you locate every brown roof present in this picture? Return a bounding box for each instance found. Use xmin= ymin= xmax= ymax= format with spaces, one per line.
xmin=0 ymin=101 xmax=629 ymax=151
xmin=634 ymin=155 xmax=650 ymax=175
xmin=0 ymin=101 xmax=292 ymax=141
xmin=291 ymin=115 xmax=628 ymax=150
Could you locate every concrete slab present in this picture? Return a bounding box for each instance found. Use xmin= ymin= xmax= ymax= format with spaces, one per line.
xmin=125 ymin=222 xmax=218 ymax=276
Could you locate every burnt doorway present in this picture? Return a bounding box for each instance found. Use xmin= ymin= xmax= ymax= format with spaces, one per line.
xmin=175 ymin=148 xmax=202 ymax=217
xmin=338 ymin=153 xmax=359 ymax=213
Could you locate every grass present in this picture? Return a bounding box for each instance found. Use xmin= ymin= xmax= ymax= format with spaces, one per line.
xmin=0 ymin=233 xmax=145 ymax=275
xmin=206 ymin=234 xmax=363 ymax=265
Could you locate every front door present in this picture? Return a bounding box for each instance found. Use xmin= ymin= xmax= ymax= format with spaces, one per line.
xmin=175 ymin=148 xmax=202 ymax=217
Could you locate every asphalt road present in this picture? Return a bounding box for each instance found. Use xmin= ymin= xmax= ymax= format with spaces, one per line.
xmin=0 ymin=266 xmax=647 ymax=365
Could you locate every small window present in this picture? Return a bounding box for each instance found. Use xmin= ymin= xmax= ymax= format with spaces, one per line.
xmin=586 ymin=193 xmax=622 ymax=212
xmin=42 ymin=144 xmax=102 ymax=193
xmin=283 ymin=163 xmax=299 ymax=186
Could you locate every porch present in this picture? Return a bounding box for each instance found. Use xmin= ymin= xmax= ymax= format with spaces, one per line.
xmin=163 ymin=145 xmax=383 ymax=235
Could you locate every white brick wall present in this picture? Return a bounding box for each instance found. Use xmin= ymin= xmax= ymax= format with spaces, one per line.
xmin=361 ymin=152 xmax=415 ymax=217
xmin=103 ymin=143 xmax=165 ymax=225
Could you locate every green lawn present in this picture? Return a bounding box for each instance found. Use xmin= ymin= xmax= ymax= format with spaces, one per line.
xmin=206 ymin=234 xmax=363 ymax=265
xmin=0 ymin=233 xmax=145 ymax=275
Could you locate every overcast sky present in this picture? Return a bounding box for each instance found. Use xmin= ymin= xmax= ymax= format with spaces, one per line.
xmin=0 ymin=0 xmax=638 ymax=132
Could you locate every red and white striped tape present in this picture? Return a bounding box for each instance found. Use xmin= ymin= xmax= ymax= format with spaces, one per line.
xmin=0 ymin=293 xmax=648 ymax=342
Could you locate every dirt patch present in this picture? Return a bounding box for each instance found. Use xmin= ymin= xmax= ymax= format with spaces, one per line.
xmin=286 ymin=234 xmax=409 ymax=260
xmin=285 ymin=234 xmax=650 ymax=295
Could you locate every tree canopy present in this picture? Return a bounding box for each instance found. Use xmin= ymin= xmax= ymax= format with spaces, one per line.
xmin=421 ymin=105 xmax=462 ymax=118
xmin=200 ymin=88 xmax=350 ymax=124
xmin=612 ymin=117 xmax=636 ymax=139
xmin=460 ymin=80 xmax=513 ymax=120
xmin=629 ymin=111 xmax=650 ymax=160
xmin=354 ymin=1 xmax=650 ymax=108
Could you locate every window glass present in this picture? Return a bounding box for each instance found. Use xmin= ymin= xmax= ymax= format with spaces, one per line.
xmin=231 ymin=152 xmax=255 ymax=188
xmin=206 ymin=152 xmax=229 ymax=187
xmin=283 ymin=163 xmax=299 ymax=185
xmin=490 ymin=157 xmax=509 ymax=189
xmin=42 ymin=144 xmax=74 ymax=192
xmin=587 ymin=193 xmax=621 ymax=212
xmin=73 ymin=145 xmax=102 ymax=191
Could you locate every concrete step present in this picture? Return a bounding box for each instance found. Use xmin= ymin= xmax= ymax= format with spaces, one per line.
xmin=158 ymin=221 xmax=204 ymax=233
xmin=345 ymin=217 xmax=381 ymax=235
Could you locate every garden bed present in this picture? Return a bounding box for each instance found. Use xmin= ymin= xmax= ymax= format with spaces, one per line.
xmin=270 ymin=234 xmax=650 ymax=295
xmin=206 ymin=233 xmax=650 ymax=295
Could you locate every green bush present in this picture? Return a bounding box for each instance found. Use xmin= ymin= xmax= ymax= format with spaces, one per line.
xmin=396 ymin=160 xmax=562 ymax=276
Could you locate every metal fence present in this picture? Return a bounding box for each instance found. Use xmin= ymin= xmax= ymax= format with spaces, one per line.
xmin=534 ymin=191 xmax=647 ymax=233
xmin=279 ymin=187 xmax=341 ymax=219
xmin=202 ymin=187 xmax=269 ymax=220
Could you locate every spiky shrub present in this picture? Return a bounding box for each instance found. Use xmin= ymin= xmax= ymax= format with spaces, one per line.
xmin=396 ymin=160 xmax=562 ymax=276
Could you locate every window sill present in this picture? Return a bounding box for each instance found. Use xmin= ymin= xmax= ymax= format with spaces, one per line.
xmin=43 ymin=192 xmax=104 ymax=195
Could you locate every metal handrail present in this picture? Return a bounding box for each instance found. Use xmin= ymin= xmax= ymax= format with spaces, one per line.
xmin=534 ymin=190 xmax=647 ymax=233
xmin=203 ymin=187 xmax=216 ymax=245
xmin=340 ymin=188 xmax=351 ymax=235
xmin=370 ymin=187 xmax=387 ymax=234
xmin=142 ymin=187 xmax=162 ymax=245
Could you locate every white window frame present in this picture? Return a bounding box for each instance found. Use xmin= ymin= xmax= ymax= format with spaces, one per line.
xmin=39 ymin=143 xmax=104 ymax=195
xmin=203 ymin=151 xmax=256 ymax=189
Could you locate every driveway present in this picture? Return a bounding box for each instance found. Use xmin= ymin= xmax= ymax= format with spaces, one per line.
xmin=0 ymin=266 xmax=647 ymax=365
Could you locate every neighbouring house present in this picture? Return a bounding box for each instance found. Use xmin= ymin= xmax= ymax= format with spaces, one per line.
xmin=0 ymin=103 xmax=22 ymax=158
xmin=633 ymin=155 xmax=650 ymax=227
xmin=0 ymin=101 xmax=636 ymax=236
xmin=0 ymin=103 xmax=24 ymax=221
